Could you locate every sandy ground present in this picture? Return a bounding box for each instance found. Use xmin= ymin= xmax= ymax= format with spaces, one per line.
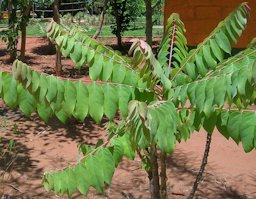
xmin=0 ymin=37 xmax=256 ymax=199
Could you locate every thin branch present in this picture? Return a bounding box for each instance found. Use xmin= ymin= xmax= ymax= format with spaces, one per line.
xmin=188 ymin=133 xmax=212 ymax=199
xmin=4 ymin=183 xmax=23 ymax=193
xmin=176 ymin=106 xmax=256 ymax=113
xmin=93 ymin=0 xmax=108 ymax=39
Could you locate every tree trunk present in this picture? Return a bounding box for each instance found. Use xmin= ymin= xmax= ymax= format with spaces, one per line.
xmin=93 ymin=0 xmax=108 ymax=39
xmin=160 ymin=152 xmax=167 ymax=199
xmin=20 ymin=2 xmax=32 ymax=62
xmin=20 ymin=26 xmax=26 ymax=62
xmin=8 ymin=0 xmax=17 ymax=62
xmin=150 ymin=145 xmax=160 ymax=199
xmin=112 ymin=0 xmax=123 ymax=49
xmin=144 ymin=0 xmax=153 ymax=47
xmin=53 ymin=0 xmax=62 ymax=76
xmin=188 ymin=133 xmax=212 ymax=199
xmin=116 ymin=32 xmax=122 ymax=50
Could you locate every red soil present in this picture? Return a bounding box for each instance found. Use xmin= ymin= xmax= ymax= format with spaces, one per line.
xmin=0 ymin=37 xmax=256 ymax=199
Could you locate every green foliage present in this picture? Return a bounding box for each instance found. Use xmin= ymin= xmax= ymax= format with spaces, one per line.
xmin=107 ymin=0 xmax=143 ymax=37
xmin=0 ymin=2 xmax=255 ymax=198
xmin=43 ymin=132 xmax=135 ymax=196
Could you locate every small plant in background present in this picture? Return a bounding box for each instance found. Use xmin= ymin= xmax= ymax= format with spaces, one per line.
xmin=0 ymin=2 xmax=255 ymax=199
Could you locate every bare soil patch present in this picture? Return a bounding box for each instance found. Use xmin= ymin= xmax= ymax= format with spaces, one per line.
xmin=0 ymin=37 xmax=256 ymax=199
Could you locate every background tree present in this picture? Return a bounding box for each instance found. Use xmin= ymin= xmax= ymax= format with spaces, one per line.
xmin=19 ymin=0 xmax=32 ymax=61
xmin=108 ymin=0 xmax=141 ymax=49
xmin=0 ymin=0 xmax=51 ymax=61
xmin=144 ymin=0 xmax=162 ymax=46
xmin=0 ymin=0 xmax=19 ymax=61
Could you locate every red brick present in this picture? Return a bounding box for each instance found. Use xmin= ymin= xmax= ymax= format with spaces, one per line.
xmin=184 ymin=19 xmax=219 ymax=34
xmin=164 ymin=0 xmax=256 ymax=47
xmin=187 ymin=0 xmax=211 ymax=6
xmin=196 ymin=6 xmax=222 ymax=19
xmin=165 ymin=6 xmax=195 ymax=20
xmin=165 ymin=0 xmax=189 ymax=6
xmin=210 ymin=0 xmax=244 ymax=6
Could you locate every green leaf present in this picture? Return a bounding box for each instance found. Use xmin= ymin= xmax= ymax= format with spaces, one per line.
xmin=17 ymin=85 xmax=35 ymax=117
xmin=88 ymin=82 xmax=103 ymax=123
xmin=89 ymin=56 xmax=103 ymax=80
xmin=46 ymin=76 xmax=57 ymax=103
xmin=37 ymin=103 xmax=53 ymax=122
xmin=103 ymin=84 xmax=118 ymax=120
xmin=240 ymin=112 xmax=255 ymax=152
xmin=39 ymin=74 xmax=48 ymax=103
xmin=213 ymin=77 xmax=226 ymax=107
xmin=215 ymin=31 xmax=231 ymax=54
xmin=73 ymin=81 xmax=89 ymax=121
xmin=210 ymin=39 xmax=224 ymax=62
xmin=227 ymin=112 xmax=242 ymax=144
xmin=202 ymin=45 xmax=217 ymax=69
xmin=2 ymin=74 xmax=17 ymax=108
xmin=63 ymin=80 xmax=77 ymax=116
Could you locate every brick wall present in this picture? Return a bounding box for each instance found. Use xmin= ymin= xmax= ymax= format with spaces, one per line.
xmin=164 ymin=0 xmax=256 ymax=48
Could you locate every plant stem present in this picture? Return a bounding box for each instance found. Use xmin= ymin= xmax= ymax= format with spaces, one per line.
xmin=150 ymin=145 xmax=160 ymax=199
xmin=160 ymin=152 xmax=167 ymax=199
xmin=53 ymin=0 xmax=62 ymax=75
xmin=93 ymin=0 xmax=108 ymax=39
xmin=188 ymin=133 xmax=212 ymax=199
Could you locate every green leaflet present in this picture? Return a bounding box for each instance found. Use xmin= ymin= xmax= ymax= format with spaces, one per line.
xmin=118 ymin=85 xmax=133 ymax=118
xmin=0 ymin=72 xmax=3 ymax=95
xmin=195 ymin=80 xmax=206 ymax=113
xmin=17 ymin=84 xmax=36 ymax=117
xmin=70 ymin=42 xmax=83 ymax=68
xmin=89 ymin=55 xmax=103 ymax=80
xmin=37 ymin=103 xmax=53 ymax=122
xmin=2 ymin=73 xmax=18 ymax=108
xmin=88 ymin=82 xmax=104 ymax=123
xmin=103 ymin=84 xmax=118 ymax=120
xmin=240 ymin=112 xmax=256 ymax=152
xmin=215 ymin=31 xmax=231 ymax=54
xmin=46 ymin=75 xmax=57 ymax=103
xmin=63 ymin=80 xmax=77 ymax=116
xmin=31 ymin=70 xmax=40 ymax=93
xmin=202 ymin=45 xmax=217 ymax=69
xmin=210 ymin=39 xmax=224 ymax=62
xmin=73 ymin=81 xmax=89 ymax=121
xmin=39 ymin=73 xmax=48 ymax=103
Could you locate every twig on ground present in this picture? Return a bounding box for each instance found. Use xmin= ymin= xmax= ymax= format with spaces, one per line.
xmin=3 ymin=183 xmax=23 ymax=193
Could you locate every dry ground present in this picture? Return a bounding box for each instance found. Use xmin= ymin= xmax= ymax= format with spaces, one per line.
xmin=0 ymin=37 xmax=256 ymax=199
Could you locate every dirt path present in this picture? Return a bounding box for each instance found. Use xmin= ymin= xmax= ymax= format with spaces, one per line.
xmin=0 ymin=38 xmax=256 ymax=199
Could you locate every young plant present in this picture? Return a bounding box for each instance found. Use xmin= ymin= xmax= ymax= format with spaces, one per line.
xmin=0 ymin=2 xmax=255 ymax=199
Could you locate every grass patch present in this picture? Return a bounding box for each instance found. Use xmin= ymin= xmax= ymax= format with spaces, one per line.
xmin=0 ymin=21 xmax=163 ymax=37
